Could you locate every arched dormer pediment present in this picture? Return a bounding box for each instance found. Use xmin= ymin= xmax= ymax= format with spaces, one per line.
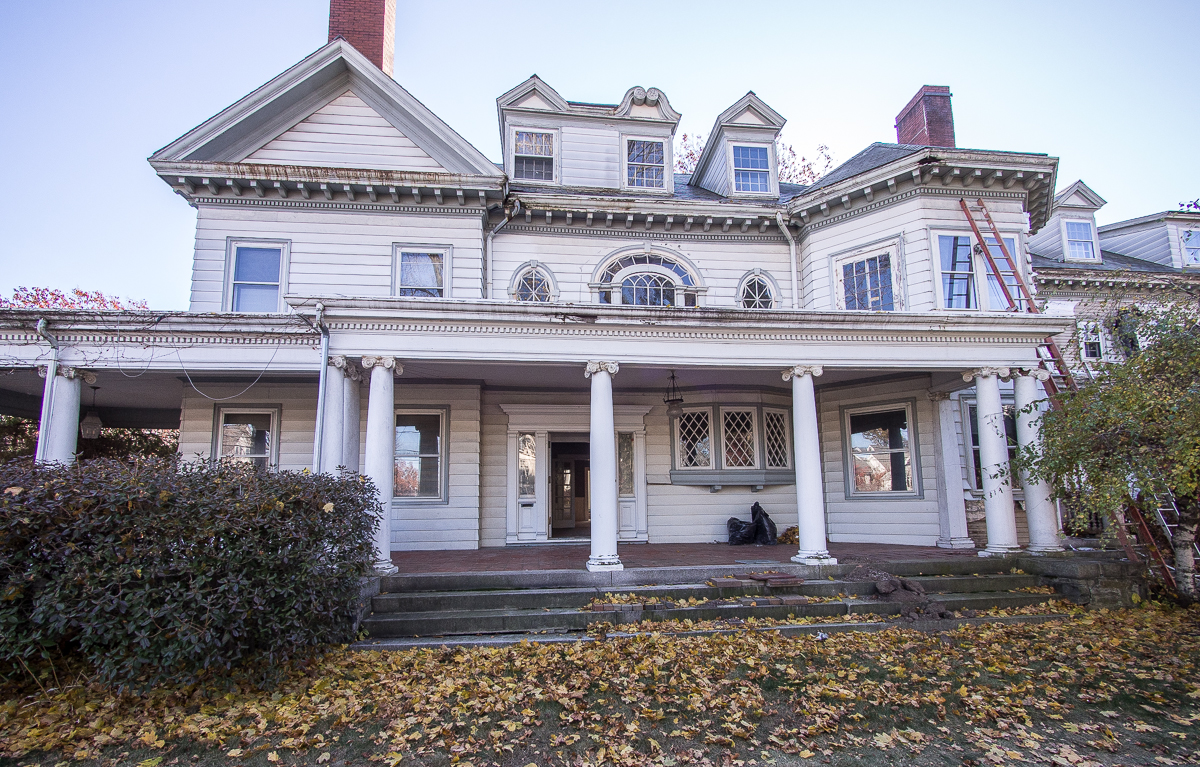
xmin=615 ymin=87 xmax=682 ymax=123
xmin=589 ymin=245 xmax=707 ymax=307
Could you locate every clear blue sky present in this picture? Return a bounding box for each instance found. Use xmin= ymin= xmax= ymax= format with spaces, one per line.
xmin=1 ymin=1 xmax=1195 ymax=310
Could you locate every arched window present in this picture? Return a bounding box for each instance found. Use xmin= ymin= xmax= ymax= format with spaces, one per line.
xmin=593 ymin=249 xmax=702 ymax=307
xmin=514 ymin=268 xmax=552 ymax=302
xmin=622 ymin=272 xmax=676 ymax=306
xmin=740 ymin=276 xmax=773 ymax=308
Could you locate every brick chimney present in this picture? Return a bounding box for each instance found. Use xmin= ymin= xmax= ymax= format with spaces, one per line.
xmin=328 ymin=0 xmax=395 ymax=76
xmin=895 ymin=85 xmax=955 ymax=147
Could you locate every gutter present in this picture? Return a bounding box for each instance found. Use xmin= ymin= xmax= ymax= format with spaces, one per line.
xmin=311 ymin=302 xmax=329 ymax=472
xmin=34 ymin=318 xmax=58 ymax=463
xmin=485 ymin=199 xmax=521 ymax=299
xmin=776 ymin=213 xmax=800 ymax=309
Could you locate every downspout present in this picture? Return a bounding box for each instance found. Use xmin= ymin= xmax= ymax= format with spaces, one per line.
xmin=311 ymin=302 xmax=329 ymax=472
xmin=776 ymin=212 xmax=800 ymax=309
xmin=485 ymin=199 xmax=521 ymax=299
xmin=34 ymin=318 xmax=58 ymax=463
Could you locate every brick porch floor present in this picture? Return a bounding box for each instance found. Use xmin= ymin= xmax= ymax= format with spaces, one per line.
xmin=390 ymin=542 xmax=981 ymax=574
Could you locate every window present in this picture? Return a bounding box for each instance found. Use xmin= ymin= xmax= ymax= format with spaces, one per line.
xmin=763 ymin=409 xmax=791 ymax=469
xmin=1183 ymin=229 xmax=1200 ymax=267
xmin=396 ymin=249 xmax=446 ymax=298
xmin=626 ymin=139 xmax=665 ymax=188
xmin=733 ymin=145 xmax=770 ymax=193
xmin=966 ymin=402 xmax=1017 ymax=492
xmin=513 ymin=131 xmax=554 ymax=181
xmin=1079 ymin=321 xmax=1104 ymax=360
xmin=622 ymin=273 xmax=676 ymax=306
xmin=596 ymin=251 xmax=700 ymax=307
xmin=230 ymin=244 xmax=283 ymax=312
xmin=1065 ymin=221 xmax=1096 ymax=260
xmin=939 ymin=235 xmax=976 ymax=309
xmin=740 ymin=274 xmax=774 ymax=309
xmin=618 ymin=433 xmax=635 ymax=495
xmin=517 ymin=433 xmax=536 ymax=498
xmin=215 ymin=408 xmax=277 ymax=468
xmin=513 ymin=267 xmax=553 ymax=302
xmin=843 ymin=253 xmax=894 ymax=311
xmin=722 ymin=409 xmax=758 ymax=469
xmin=675 ymin=409 xmax=712 ymax=469
xmin=846 ymin=407 xmax=914 ymax=494
xmin=982 ymin=235 xmax=1024 ymax=311
xmin=394 ymin=411 xmax=444 ymax=499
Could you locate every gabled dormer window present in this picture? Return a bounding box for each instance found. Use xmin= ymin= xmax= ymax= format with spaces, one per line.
xmin=732 ymin=145 xmax=770 ymax=193
xmin=1065 ymin=221 xmax=1097 ymax=260
xmin=626 ymin=139 xmax=665 ymax=188
xmin=513 ymin=131 xmax=554 ymax=181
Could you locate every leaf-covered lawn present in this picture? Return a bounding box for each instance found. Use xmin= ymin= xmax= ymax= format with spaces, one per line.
xmin=3 ymin=604 xmax=1199 ymax=767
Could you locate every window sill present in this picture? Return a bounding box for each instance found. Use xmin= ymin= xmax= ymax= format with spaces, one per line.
xmin=669 ymin=469 xmax=795 ymax=488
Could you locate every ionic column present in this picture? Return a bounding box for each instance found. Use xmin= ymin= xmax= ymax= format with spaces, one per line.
xmin=342 ymin=362 xmax=362 ymax=474
xmin=319 ymin=356 xmax=347 ymax=474
xmin=783 ymin=365 xmax=836 ymax=565
xmin=36 ymin=365 xmax=91 ymax=464
xmin=964 ymin=367 xmax=1021 ymax=555
xmin=585 ymin=360 xmax=622 ymax=572
xmin=1013 ymin=368 xmax=1063 ymax=553
xmin=363 ymin=356 xmax=401 ymax=575
xmin=929 ymin=391 xmax=975 ymax=549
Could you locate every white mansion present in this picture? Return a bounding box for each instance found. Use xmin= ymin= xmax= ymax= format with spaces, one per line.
xmin=0 ymin=3 xmax=1080 ymax=572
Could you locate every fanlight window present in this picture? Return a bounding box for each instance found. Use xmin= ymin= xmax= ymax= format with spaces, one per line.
xmin=596 ymin=252 xmax=699 ymax=307
xmin=514 ymin=268 xmax=553 ymax=302
xmin=622 ymin=273 xmax=675 ymax=306
xmin=740 ymin=276 xmax=773 ymax=309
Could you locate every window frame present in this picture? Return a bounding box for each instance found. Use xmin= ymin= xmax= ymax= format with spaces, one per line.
xmin=621 ymin=134 xmax=671 ymax=193
xmin=668 ymin=404 xmax=795 ymax=487
xmin=392 ymin=244 xmax=452 ymax=299
xmin=672 ymin=406 xmax=715 ymax=472
xmin=211 ymin=405 xmax=281 ymax=468
xmin=737 ymin=269 xmax=778 ymax=309
xmin=393 ymin=406 xmax=450 ymax=504
xmin=1060 ymin=218 xmax=1101 ymax=262
xmin=508 ymin=126 xmax=559 ymax=185
xmin=728 ymin=141 xmax=776 ymax=197
xmin=591 ymin=249 xmax=706 ymax=307
xmin=224 ymin=238 xmax=289 ymax=313
xmin=1077 ymin=320 xmax=1106 ymax=362
xmin=930 ymin=228 xmax=1025 ymax=312
xmin=960 ymin=397 xmax=1019 ymax=497
xmin=508 ymin=260 xmax=560 ymax=302
xmin=829 ymin=236 xmax=906 ymax=312
xmin=762 ymin=407 xmax=792 ymax=470
xmin=1181 ymin=227 xmax=1200 ymax=269
xmin=840 ymin=400 xmax=922 ymax=500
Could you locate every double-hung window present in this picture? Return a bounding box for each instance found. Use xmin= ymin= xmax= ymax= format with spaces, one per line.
xmin=732 ymin=145 xmax=770 ymax=193
xmin=982 ymin=235 xmax=1023 ymax=311
xmin=1078 ymin=321 xmax=1104 ymax=361
xmin=215 ymin=407 xmax=278 ymax=469
xmin=843 ymin=253 xmax=895 ymax=311
xmin=626 ymin=139 xmax=665 ymax=188
xmin=939 ymin=235 xmax=976 ymax=309
xmin=965 ymin=401 xmax=1017 ymax=492
xmin=394 ymin=410 xmax=445 ymax=500
xmin=1065 ymin=221 xmax=1096 ymax=260
xmin=938 ymin=233 xmax=1022 ymax=311
xmin=395 ymin=247 xmax=447 ymax=298
xmin=229 ymin=243 xmax=284 ymax=312
xmin=845 ymin=405 xmax=916 ymax=495
xmin=513 ymin=131 xmax=554 ymax=181
xmin=1183 ymin=229 xmax=1200 ymax=267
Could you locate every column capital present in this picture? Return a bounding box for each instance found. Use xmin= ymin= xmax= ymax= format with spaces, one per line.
xmin=343 ymin=360 xmax=363 ymax=382
xmin=584 ymin=360 xmax=619 ymax=378
xmin=38 ymin=365 xmax=96 ymax=384
xmin=1011 ymin=366 xmax=1050 ymax=381
xmin=361 ymin=356 xmax=402 ymax=376
xmin=962 ymin=366 xmax=1010 ymax=383
xmin=328 ymin=355 xmax=349 ymax=370
xmin=927 ymin=390 xmax=952 ymax=402
xmin=782 ymin=365 xmax=823 ymax=382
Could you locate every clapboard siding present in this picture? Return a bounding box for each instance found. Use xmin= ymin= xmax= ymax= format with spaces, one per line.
xmin=189 ymin=206 xmax=485 ymax=311
xmin=560 ymin=125 xmax=621 ymax=188
xmin=479 ymin=391 xmax=516 ymax=548
xmin=244 ymin=91 xmax=447 ymax=172
xmin=391 ymin=385 xmax=481 ymax=551
xmin=179 ymin=383 xmax=318 ymax=472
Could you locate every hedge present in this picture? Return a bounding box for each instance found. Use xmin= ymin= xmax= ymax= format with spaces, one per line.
xmin=0 ymin=457 xmax=378 ymax=687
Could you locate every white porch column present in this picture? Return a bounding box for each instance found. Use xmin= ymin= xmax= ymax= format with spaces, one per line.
xmin=319 ymin=356 xmax=347 ymax=474
xmin=36 ymin=365 xmax=88 ymax=464
xmin=929 ymin=391 xmax=975 ymax=549
xmin=362 ymin=356 xmax=401 ymax=575
xmin=783 ymin=365 xmax=836 ymax=565
xmin=1013 ymin=369 xmax=1063 ymax=552
xmin=342 ymin=363 xmax=362 ymax=474
xmin=585 ymin=361 xmax=622 ymax=572
xmin=965 ymin=367 xmax=1021 ymax=555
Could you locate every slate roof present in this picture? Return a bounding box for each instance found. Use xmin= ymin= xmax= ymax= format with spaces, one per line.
xmin=1031 ymin=250 xmax=1179 ymax=274
xmin=796 ymin=143 xmax=925 ymax=197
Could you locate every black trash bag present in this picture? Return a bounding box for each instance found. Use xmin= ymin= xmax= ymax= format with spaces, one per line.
xmin=751 ymin=502 xmax=778 ymax=545
xmin=727 ymin=516 xmax=756 ymax=545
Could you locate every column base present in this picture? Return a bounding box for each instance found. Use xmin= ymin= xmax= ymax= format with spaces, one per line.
xmin=586 ymin=556 xmax=624 ymax=572
xmin=1025 ymin=545 xmax=1066 ymax=555
xmin=374 ymin=558 xmax=399 ymax=576
xmin=977 ymin=546 xmax=1022 ymax=557
xmin=792 ymin=551 xmax=837 ymax=566
xmin=937 ymin=537 xmax=977 ymax=550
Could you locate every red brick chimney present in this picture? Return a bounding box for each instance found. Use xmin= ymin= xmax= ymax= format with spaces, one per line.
xmin=328 ymin=0 xmax=395 ymax=76
xmin=895 ymin=85 xmax=955 ymax=147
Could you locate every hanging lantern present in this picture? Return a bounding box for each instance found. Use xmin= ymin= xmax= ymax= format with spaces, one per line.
xmin=80 ymin=386 xmax=102 ymax=440
xmin=663 ymin=371 xmax=684 ymax=418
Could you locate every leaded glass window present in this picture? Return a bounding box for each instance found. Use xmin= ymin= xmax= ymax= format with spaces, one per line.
xmin=517 ymin=432 xmax=536 ymax=497
xmin=676 ymin=410 xmax=712 ymax=469
xmin=764 ymin=410 xmax=790 ymax=469
xmin=513 ymin=131 xmax=554 ymax=181
xmin=514 ymin=268 xmax=552 ymax=302
xmin=843 ymin=254 xmax=894 ymax=311
xmin=733 ymin=145 xmax=770 ymax=193
xmin=722 ymin=409 xmax=757 ymax=468
xmin=741 ymin=275 xmax=774 ymax=309
xmin=627 ymin=140 xmax=665 ymax=188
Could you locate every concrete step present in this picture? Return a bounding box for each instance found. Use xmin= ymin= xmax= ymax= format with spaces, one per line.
xmin=361 ymin=589 xmax=1054 ymax=638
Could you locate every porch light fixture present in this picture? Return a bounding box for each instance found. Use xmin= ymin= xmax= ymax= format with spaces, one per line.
xmin=663 ymin=371 xmax=684 ymax=418
xmin=80 ymin=386 xmax=102 ymax=440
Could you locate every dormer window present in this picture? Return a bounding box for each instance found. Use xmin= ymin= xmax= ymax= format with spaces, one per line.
xmin=626 ymin=139 xmax=665 ymax=188
xmin=1065 ymin=221 xmax=1096 ymax=260
xmin=513 ymin=131 xmax=554 ymax=181
xmin=733 ymin=146 xmax=770 ymax=193
xmin=1183 ymin=230 xmax=1200 ymax=267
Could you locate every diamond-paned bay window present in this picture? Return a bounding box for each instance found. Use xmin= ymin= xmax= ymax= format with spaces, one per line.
xmin=675 ymin=409 xmax=712 ymax=469
xmin=764 ymin=409 xmax=790 ymax=469
xmin=722 ymin=409 xmax=757 ymax=468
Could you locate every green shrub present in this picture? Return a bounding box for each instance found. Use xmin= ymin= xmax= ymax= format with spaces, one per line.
xmin=0 ymin=457 xmax=378 ymax=687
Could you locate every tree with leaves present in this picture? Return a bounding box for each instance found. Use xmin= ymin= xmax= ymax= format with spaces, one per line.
xmin=1025 ymin=302 xmax=1200 ymax=602
xmin=0 ymin=287 xmax=148 ymax=311
xmin=674 ymin=134 xmax=833 ymax=186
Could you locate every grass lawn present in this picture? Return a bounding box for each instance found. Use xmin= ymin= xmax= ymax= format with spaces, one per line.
xmin=2 ymin=602 xmax=1199 ymax=767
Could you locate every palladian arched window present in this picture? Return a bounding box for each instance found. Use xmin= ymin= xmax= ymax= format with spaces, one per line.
xmin=594 ymin=250 xmax=702 ymax=307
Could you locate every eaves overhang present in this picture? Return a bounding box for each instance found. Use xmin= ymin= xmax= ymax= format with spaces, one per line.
xmin=507 ymin=190 xmax=785 ymax=233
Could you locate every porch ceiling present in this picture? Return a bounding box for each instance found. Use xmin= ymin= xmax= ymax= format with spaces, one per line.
xmin=0 ymin=369 xmax=187 ymax=428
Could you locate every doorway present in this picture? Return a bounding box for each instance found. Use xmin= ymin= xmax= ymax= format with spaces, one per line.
xmin=551 ymin=441 xmax=590 ymax=538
